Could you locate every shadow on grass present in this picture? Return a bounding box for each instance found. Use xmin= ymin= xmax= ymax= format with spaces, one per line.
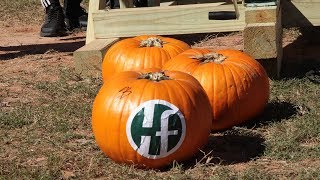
xmin=281 ymin=27 xmax=320 ymax=79
xmin=161 ymin=101 xmax=298 ymax=171
xmin=203 ymin=133 xmax=265 ymax=165
xmin=242 ymin=101 xmax=298 ymax=129
xmin=175 ymin=133 xmax=265 ymax=170
xmin=163 ymin=101 xmax=297 ymax=170
xmin=0 ymin=40 xmax=85 ymax=61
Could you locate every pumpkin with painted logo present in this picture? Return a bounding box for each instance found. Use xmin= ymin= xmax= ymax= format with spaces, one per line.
xmin=102 ymin=35 xmax=190 ymax=81
xmin=163 ymin=49 xmax=270 ymax=130
xmin=92 ymin=70 xmax=212 ymax=169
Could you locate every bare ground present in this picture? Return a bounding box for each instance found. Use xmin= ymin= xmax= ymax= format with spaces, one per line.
xmin=1 ymin=19 xmax=320 ymax=179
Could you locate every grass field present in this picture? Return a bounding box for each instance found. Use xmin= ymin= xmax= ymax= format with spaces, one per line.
xmin=1 ymin=0 xmax=320 ymax=179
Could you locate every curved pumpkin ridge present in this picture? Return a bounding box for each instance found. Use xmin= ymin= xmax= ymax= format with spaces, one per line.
xmin=163 ymin=56 xmax=196 ymax=72
xmin=225 ymin=62 xmax=245 ymax=124
xmin=159 ymin=71 xmax=211 ymax=166
xmin=218 ymin=49 xmax=265 ymax=79
xmin=158 ymin=49 xmax=172 ymax=69
xmin=103 ymin=35 xmax=191 ymax=81
xmin=189 ymin=64 xmax=215 ymax=120
xmin=163 ymin=49 xmax=269 ymax=130
xmin=142 ymin=47 xmax=150 ymax=70
xmin=219 ymin=59 xmax=268 ymax=129
xmin=162 ymin=44 xmax=183 ymax=58
xmin=161 ymin=37 xmax=190 ymax=59
xmin=164 ymin=49 xmax=211 ymax=74
xmin=219 ymin=51 xmax=262 ymax=92
xmin=164 ymin=48 xmax=217 ymax=74
xmin=93 ymin=73 xmax=138 ymax=163
xmin=216 ymin=64 xmax=229 ymax=121
xmin=174 ymin=77 xmax=212 ymax=155
xmin=103 ymin=40 xmax=138 ymax=79
xmin=163 ymin=78 xmax=211 ymax=164
xmin=226 ymin=52 xmax=268 ymax=98
xmin=209 ymin=61 xmax=256 ymax=129
xmin=122 ymin=76 xmax=155 ymax=165
xmin=120 ymin=71 xmax=150 ymax=162
xmin=225 ymin=66 xmax=241 ymax=126
xmin=118 ymin=48 xmax=133 ymax=72
xmin=116 ymin=82 xmax=135 ymax=163
xmin=162 ymin=41 xmax=189 ymax=57
xmin=222 ymin=64 xmax=240 ymax=127
xmin=130 ymin=78 xmax=151 ymax=165
xmin=183 ymin=48 xmax=211 ymax=56
xmin=118 ymin=74 xmax=145 ymax=163
xmin=226 ymin=61 xmax=251 ymax=92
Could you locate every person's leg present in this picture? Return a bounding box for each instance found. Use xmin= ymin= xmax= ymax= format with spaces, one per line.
xmin=64 ymin=0 xmax=88 ymax=31
xmin=40 ymin=0 xmax=67 ymax=37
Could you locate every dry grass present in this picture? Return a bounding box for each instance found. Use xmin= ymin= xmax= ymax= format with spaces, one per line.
xmin=1 ymin=0 xmax=320 ymax=179
xmin=1 ymin=49 xmax=319 ymax=179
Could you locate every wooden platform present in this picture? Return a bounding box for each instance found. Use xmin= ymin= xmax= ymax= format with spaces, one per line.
xmin=74 ymin=0 xmax=320 ymax=79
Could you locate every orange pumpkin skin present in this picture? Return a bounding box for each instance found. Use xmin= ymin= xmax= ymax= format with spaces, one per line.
xmin=102 ymin=35 xmax=190 ymax=81
xmin=92 ymin=70 xmax=212 ymax=169
xmin=163 ymin=49 xmax=270 ymax=130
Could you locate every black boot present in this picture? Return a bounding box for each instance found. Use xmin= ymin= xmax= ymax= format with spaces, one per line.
xmin=40 ymin=3 xmax=67 ymax=37
xmin=134 ymin=0 xmax=148 ymax=7
xmin=107 ymin=0 xmax=147 ymax=8
xmin=64 ymin=0 xmax=88 ymax=31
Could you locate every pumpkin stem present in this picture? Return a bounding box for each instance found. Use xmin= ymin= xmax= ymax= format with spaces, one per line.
xmin=139 ymin=71 xmax=171 ymax=81
xmin=140 ymin=37 xmax=164 ymax=48
xmin=190 ymin=52 xmax=227 ymax=64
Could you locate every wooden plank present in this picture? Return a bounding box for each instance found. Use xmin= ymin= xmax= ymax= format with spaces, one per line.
xmin=92 ymin=4 xmax=245 ymax=38
xmin=244 ymin=3 xmax=282 ymax=78
xmin=245 ymin=6 xmax=277 ymax=23
xmin=74 ymin=38 xmax=119 ymax=77
xmin=86 ymin=0 xmax=106 ymax=44
xmin=244 ymin=22 xmax=278 ymax=59
xmin=233 ymin=0 xmax=240 ymax=19
xmin=282 ymin=0 xmax=320 ymax=27
xmin=119 ymin=0 xmax=133 ymax=8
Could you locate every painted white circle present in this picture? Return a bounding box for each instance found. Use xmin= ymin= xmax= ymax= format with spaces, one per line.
xmin=126 ymin=99 xmax=186 ymax=159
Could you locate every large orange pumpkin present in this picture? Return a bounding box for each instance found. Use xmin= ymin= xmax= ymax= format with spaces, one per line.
xmin=102 ymin=35 xmax=190 ymax=81
xmin=92 ymin=70 xmax=212 ymax=169
xmin=163 ymin=49 xmax=270 ymax=130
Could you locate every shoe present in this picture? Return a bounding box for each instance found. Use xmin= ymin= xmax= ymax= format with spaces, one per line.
xmin=134 ymin=0 xmax=148 ymax=7
xmin=64 ymin=0 xmax=88 ymax=31
xmin=40 ymin=3 xmax=67 ymax=37
xmin=107 ymin=0 xmax=147 ymax=8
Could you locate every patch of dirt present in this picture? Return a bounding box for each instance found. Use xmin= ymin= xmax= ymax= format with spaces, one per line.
xmin=1 ymin=18 xmax=320 ymax=179
xmin=192 ymin=32 xmax=244 ymax=50
xmin=0 ymin=24 xmax=86 ymax=106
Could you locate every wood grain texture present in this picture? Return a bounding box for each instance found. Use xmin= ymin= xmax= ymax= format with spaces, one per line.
xmin=92 ymin=4 xmax=245 ymax=38
xmin=245 ymin=6 xmax=277 ymax=23
xmin=244 ymin=22 xmax=278 ymax=59
xmin=244 ymin=3 xmax=282 ymax=78
xmin=86 ymin=0 xmax=106 ymax=44
xmin=74 ymin=38 xmax=119 ymax=77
